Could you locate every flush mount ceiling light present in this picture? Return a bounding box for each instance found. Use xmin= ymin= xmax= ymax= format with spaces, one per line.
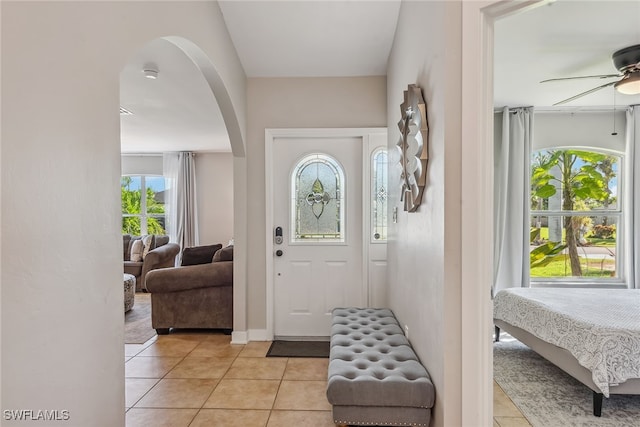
xmin=143 ymin=68 xmax=158 ymax=79
xmin=614 ymin=71 xmax=640 ymax=95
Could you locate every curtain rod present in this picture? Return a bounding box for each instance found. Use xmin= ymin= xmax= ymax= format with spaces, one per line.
xmin=494 ymin=105 xmax=639 ymax=114
xmin=493 ymin=106 xmax=533 ymax=113
xmin=121 ymin=153 xmax=163 ymax=157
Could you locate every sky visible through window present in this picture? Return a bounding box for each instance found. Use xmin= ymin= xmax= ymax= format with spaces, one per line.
xmin=123 ymin=175 xmax=165 ymax=192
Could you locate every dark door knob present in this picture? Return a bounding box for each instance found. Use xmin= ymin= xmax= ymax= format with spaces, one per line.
xmin=276 ymin=250 xmax=283 ymax=257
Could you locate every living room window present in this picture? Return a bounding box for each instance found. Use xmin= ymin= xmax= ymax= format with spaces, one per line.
xmin=529 ymin=149 xmax=623 ymax=282
xmin=121 ymin=175 xmax=166 ymax=235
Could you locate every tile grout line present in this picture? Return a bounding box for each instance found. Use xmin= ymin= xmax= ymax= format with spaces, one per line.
xmin=127 ymin=334 xmax=240 ymax=424
xmin=189 ymin=337 xmax=243 ymax=424
xmin=265 ymin=355 xmax=288 ymax=426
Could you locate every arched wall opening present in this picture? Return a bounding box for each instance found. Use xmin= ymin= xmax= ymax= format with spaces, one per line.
xmin=119 ymin=34 xmax=246 ymax=335
xmin=163 ymin=36 xmax=245 ymax=158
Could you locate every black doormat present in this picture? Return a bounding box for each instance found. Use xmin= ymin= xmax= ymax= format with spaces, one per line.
xmin=266 ymin=340 xmax=330 ymax=358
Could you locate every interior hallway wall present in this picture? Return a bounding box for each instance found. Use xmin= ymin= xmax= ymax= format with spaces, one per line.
xmin=386 ymin=2 xmax=463 ymax=427
xmin=1 ymin=2 xmax=246 ymax=425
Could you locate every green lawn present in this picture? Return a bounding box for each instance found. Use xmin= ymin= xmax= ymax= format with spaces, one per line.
xmin=534 ymin=227 xmax=615 ymax=247
xmin=530 ymin=254 xmax=615 ymax=278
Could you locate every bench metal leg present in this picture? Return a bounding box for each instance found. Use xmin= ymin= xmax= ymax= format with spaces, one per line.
xmin=494 ymin=326 xmax=500 ymax=342
xmin=593 ymin=391 xmax=603 ymax=417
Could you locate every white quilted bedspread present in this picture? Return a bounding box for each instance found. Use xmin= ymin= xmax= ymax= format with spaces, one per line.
xmin=494 ymin=288 xmax=640 ymax=397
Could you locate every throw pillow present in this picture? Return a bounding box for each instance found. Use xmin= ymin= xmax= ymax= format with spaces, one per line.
xmin=141 ymin=235 xmax=155 ymax=259
xmin=123 ymin=234 xmax=132 ymax=260
xmin=154 ymin=235 xmax=169 ymax=248
xmin=130 ymin=239 xmax=144 ymax=262
xmin=127 ymin=236 xmax=141 ymax=260
xmin=212 ymin=245 xmax=234 ymax=262
xmin=181 ymin=244 xmax=223 ymax=266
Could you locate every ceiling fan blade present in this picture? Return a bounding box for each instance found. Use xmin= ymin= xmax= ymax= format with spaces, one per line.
xmin=553 ymin=80 xmax=617 ymax=106
xmin=541 ymin=74 xmax=621 ymax=83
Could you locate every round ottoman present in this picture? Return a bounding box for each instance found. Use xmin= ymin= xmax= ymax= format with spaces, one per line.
xmin=124 ymin=273 xmax=136 ymax=312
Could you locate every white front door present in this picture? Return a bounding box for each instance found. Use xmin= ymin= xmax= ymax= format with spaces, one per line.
xmin=272 ymin=135 xmax=364 ymax=338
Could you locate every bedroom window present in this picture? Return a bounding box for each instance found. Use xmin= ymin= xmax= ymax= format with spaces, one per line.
xmin=530 ymin=149 xmax=622 ymax=282
xmin=121 ymin=175 xmax=166 ymax=235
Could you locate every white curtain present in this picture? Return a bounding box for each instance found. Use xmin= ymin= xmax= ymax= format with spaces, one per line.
xmin=624 ymin=106 xmax=639 ymax=289
xmin=163 ymin=152 xmax=199 ymax=264
xmin=493 ymin=107 xmax=533 ymax=295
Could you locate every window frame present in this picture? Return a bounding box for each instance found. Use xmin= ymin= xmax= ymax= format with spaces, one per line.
xmin=529 ymin=147 xmax=625 ymax=287
xmin=370 ymin=147 xmax=388 ymax=243
xmin=121 ymin=174 xmax=166 ymax=236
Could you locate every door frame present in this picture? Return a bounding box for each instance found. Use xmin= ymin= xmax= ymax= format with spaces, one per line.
xmin=461 ymin=1 xmax=548 ymax=424
xmin=265 ymin=128 xmax=387 ymax=339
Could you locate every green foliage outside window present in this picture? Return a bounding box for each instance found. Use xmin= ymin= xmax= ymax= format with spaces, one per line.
xmin=121 ymin=176 xmax=166 ymax=235
xmin=530 ymin=149 xmax=618 ymax=278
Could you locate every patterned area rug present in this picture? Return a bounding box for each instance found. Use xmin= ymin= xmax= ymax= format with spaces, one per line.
xmin=124 ymin=293 xmax=156 ymax=344
xmin=494 ymin=338 xmax=640 ymax=426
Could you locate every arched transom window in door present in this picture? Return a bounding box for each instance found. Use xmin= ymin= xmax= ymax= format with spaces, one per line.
xmin=291 ymin=153 xmax=345 ymax=242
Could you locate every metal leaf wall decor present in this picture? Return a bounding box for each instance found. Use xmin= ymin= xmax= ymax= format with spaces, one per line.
xmin=397 ymin=84 xmax=429 ymax=212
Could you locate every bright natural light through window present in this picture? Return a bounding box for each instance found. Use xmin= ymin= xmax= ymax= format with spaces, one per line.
xmin=529 ymin=149 xmax=622 ymax=282
xmin=121 ymin=175 xmax=166 ymax=235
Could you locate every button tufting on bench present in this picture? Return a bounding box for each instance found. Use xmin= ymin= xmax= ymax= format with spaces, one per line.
xmin=327 ymin=308 xmax=435 ymax=426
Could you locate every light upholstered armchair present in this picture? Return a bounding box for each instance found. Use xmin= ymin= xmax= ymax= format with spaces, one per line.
xmin=145 ymin=245 xmax=233 ymax=334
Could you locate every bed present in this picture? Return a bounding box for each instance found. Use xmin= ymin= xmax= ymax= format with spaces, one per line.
xmin=493 ymin=288 xmax=640 ymax=416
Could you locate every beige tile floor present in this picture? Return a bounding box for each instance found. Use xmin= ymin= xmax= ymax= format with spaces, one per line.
xmin=125 ymin=333 xmax=530 ymax=426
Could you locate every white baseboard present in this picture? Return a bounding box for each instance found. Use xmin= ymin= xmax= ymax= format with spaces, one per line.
xmin=231 ymin=329 xmax=270 ymax=344
xmin=248 ymin=329 xmax=270 ymax=341
xmin=231 ymin=330 xmax=248 ymax=344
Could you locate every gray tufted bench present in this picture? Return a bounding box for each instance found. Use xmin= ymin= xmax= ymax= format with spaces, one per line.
xmin=327 ymin=308 xmax=435 ymax=427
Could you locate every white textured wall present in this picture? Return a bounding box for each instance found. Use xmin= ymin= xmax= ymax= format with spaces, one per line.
xmin=1 ymin=2 xmax=245 ymax=426
xmin=534 ymin=111 xmax=626 ymax=152
xmin=386 ymin=2 xmax=463 ymax=426
xmin=246 ymin=77 xmax=387 ymax=330
xmin=196 ymin=153 xmax=234 ymax=246
xmin=121 ymin=154 xmax=163 ymax=176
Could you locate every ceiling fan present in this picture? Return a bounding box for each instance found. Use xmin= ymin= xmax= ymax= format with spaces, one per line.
xmin=541 ymin=44 xmax=640 ymax=106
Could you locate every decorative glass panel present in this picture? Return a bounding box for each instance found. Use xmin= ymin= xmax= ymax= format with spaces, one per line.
xmin=291 ymin=154 xmax=345 ymax=242
xmin=372 ymin=148 xmax=388 ymax=241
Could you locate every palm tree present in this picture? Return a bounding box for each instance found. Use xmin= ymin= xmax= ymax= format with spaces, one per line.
xmin=531 ymin=150 xmax=609 ymax=276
